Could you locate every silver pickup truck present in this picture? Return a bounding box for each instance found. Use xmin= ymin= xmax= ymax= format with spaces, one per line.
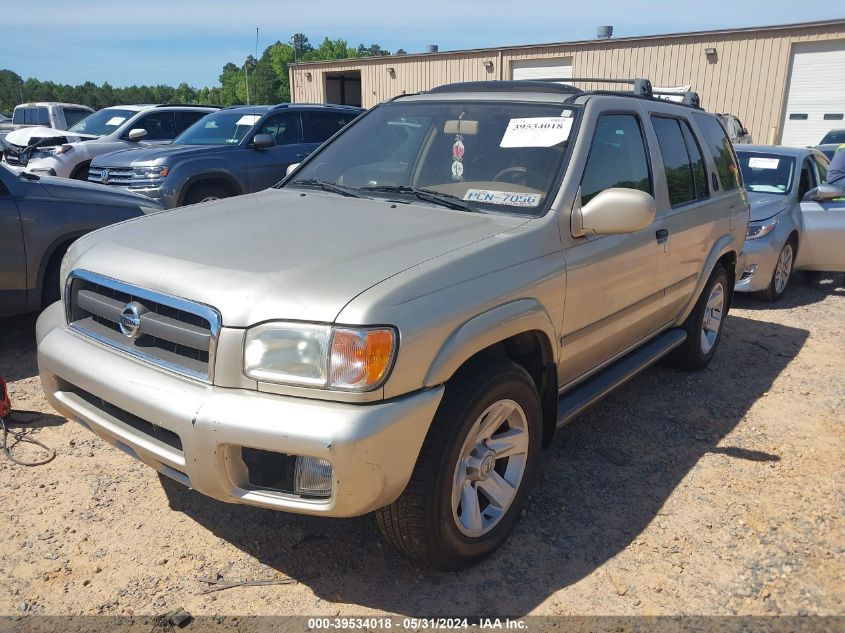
xmin=37 ymin=78 xmax=748 ymax=569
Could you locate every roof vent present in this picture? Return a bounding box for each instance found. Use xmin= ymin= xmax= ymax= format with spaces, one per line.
xmin=426 ymin=44 xmax=439 ymax=53
xmin=596 ymin=25 xmax=614 ymax=39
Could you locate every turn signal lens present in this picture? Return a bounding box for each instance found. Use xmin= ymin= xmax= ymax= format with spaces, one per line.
xmin=329 ymin=327 xmax=396 ymax=390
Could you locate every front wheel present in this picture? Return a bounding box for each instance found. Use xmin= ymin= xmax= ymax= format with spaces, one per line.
xmin=375 ymin=357 xmax=542 ymax=570
xmin=755 ymin=239 xmax=794 ymax=302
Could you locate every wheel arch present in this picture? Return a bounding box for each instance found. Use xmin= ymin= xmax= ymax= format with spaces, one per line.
xmin=424 ymin=299 xmax=559 ymax=446
xmin=177 ymin=172 xmax=245 ymax=206
xmin=34 ymin=231 xmax=86 ymax=308
xmin=677 ymin=236 xmax=739 ymax=324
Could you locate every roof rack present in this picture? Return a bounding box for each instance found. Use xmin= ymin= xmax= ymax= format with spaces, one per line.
xmin=154 ymin=103 xmax=221 ymax=109
xmin=652 ymin=88 xmax=701 ymax=108
xmin=428 ymin=80 xmax=582 ymax=95
xmin=529 ymin=77 xmax=654 ymax=97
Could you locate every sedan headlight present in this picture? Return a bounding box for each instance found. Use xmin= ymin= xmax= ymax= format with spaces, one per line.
xmin=243 ymin=322 xmax=397 ymax=391
xmin=133 ymin=165 xmax=169 ymax=179
xmin=746 ymin=218 xmax=778 ymax=240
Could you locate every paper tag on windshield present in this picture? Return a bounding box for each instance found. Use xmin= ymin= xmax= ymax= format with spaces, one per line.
xmin=463 ymin=189 xmax=541 ymax=207
xmin=748 ymin=157 xmax=779 ymax=169
xmin=236 ymin=115 xmax=261 ymax=126
xmin=106 ymin=116 xmax=126 ymax=126
xmin=500 ymin=117 xmax=573 ymax=148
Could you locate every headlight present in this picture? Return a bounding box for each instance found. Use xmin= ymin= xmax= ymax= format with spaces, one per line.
xmin=133 ymin=165 xmax=169 ymax=179
xmin=746 ymin=218 xmax=778 ymax=240
xmin=243 ymin=322 xmax=397 ymax=391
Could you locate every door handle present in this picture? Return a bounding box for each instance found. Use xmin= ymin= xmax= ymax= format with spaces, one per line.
xmin=655 ymin=228 xmax=669 ymax=244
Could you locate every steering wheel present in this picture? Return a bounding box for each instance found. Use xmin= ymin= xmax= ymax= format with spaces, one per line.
xmin=493 ymin=166 xmax=529 ymax=183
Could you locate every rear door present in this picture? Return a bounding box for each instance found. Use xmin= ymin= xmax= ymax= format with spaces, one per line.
xmin=244 ymin=111 xmax=306 ymax=191
xmin=797 ymin=154 xmax=845 ymax=272
xmin=0 ymin=175 xmax=26 ymax=315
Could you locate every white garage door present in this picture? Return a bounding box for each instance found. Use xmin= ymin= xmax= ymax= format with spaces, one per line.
xmin=781 ymin=40 xmax=845 ymax=147
xmin=511 ymin=57 xmax=573 ymax=82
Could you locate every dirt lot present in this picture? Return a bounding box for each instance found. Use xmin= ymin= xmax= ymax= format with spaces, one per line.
xmin=1 ymin=276 xmax=843 ymax=619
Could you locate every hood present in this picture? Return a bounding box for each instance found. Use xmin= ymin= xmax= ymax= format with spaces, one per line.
xmin=70 ymin=187 xmax=528 ymax=326
xmin=22 ymin=173 xmax=165 ymax=209
xmin=747 ymin=192 xmax=791 ymax=222
xmin=5 ymin=126 xmax=96 ymax=147
xmin=92 ymin=143 xmax=231 ymax=167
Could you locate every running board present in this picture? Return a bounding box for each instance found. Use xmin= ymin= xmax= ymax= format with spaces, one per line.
xmin=556 ymin=328 xmax=687 ymax=427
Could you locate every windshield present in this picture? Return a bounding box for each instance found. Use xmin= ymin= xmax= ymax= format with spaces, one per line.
xmin=173 ymin=111 xmax=261 ymax=145
xmin=737 ymin=151 xmax=795 ymax=195
xmin=69 ymin=108 xmax=136 ymax=136
xmin=282 ymin=101 xmax=579 ymax=215
xmin=820 ymin=130 xmax=845 ymax=144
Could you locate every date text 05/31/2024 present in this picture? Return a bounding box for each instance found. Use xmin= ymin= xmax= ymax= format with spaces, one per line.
xmin=307 ymin=617 xmax=528 ymax=630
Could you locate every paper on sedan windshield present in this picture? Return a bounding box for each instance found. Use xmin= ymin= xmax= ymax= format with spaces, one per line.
xmin=500 ymin=117 xmax=573 ymax=148
xmin=748 ymin=157 xmax=780 ymax=169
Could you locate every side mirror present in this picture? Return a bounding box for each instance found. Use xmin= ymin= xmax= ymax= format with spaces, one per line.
xmin=572 ymin=188 xmax=656 ymax=237
xmin=285 ymin=163 xmax=300 ymax=177
xmin=803 ymin=184 xmax=845 ymax=202
xmin=250 ymin=133 xmax=275 ymax=149
xmin=127 ymin=128 xmax=148 ymax=142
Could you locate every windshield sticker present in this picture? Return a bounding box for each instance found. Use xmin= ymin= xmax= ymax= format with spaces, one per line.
xmin=748 ymin=157 xmax=780 ymax=169
xmin=500 ymin=117 xmax=573 ymax=148
xmin=236 ymin=115 xmax=261 ymax=127
xmin=463 ymin=189 xmax=541 ymax=207
xmin=105 ymin=116 xmax=126 ymax=126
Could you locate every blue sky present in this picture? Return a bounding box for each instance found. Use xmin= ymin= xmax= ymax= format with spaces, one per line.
xmin=0 ymin=0 xmax=839 ymax=87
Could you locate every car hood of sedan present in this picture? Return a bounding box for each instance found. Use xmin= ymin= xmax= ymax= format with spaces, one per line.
xmin=747 ymin=191 xmax=792 ymax=222
xmin=5 ymin=126 xmax=97 ymax=147
xmin=68 ymin=187 xmax=530 ymax=327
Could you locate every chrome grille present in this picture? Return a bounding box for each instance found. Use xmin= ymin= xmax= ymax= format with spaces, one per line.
xmin=88 ymin=166 xmax=134 ymax=186
xmin=66 ymin=270 xmax=221 ymax=382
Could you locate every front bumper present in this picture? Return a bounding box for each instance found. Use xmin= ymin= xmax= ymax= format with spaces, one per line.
xmin=36 ymin=302 xmax=443 ymax=517
xmin=735 ymin=230 xmax=786 ymax=293
xmin=121 ymin=185 xmax=179 ymax=209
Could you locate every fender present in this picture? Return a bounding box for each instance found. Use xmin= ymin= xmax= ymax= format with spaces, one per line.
xmin=424 ymin=299 xmax=558 ymax=387
xmin=677 ymin=234 xmax=740 ymax=324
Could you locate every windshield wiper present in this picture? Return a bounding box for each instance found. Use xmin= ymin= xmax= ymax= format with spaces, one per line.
xmin=359 ymin=185 xmax=476 ymax=212
xmin=286 ymin=178 xmax=362 ymax=198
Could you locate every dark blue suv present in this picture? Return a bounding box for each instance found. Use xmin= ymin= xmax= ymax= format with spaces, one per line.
xmin=87 ymin=103 xmax=363 ymax=207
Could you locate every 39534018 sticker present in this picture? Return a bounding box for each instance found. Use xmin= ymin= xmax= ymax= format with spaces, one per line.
xmin=463 ymin=189 xmax=541 ymax=207
xmin=500 ymin=117 xmax=574 ymax=148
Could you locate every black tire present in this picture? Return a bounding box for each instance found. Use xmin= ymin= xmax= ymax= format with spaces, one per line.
xmin=666 ymin=264 xmax=730 ymax=372
xmin=70 ymin=161 xmax=91 ymax=181
xmin=183 ymin=183 xmax=230 ymax=206
xmin=41 ymin=252 xmax=63 ymax=307
xmin=375 ymin=356 xmax=542 ymax=570
xmin=753 ymin=237 xmax=795 ymax=302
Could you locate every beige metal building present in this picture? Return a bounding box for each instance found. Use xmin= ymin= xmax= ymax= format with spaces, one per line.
xmin=290 ymin=19 xmax=845 ymax=146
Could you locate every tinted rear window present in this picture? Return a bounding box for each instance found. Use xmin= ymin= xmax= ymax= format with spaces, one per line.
xmin=692 ymin=113 xmax=741 ymax=191
xmin=303 ymin=110 xmax=359 ymax=143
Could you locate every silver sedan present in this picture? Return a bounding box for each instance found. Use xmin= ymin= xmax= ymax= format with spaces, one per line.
xmin=735 ymin=145 xmax=845 ymax=301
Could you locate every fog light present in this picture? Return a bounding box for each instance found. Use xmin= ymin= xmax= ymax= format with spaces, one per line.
xmin=294 ymin=456 xmax=333 ymax=498
xmin=741 ymin=264 xmax=758 ymax=280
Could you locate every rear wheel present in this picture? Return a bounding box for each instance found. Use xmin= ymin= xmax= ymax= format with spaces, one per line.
xmin=754 ymin=239 xmax=794 ymax=302
xmin=375 ymin=357 xmax=542 ymax=570
xmin=184 ymin=183 xmax=230 ymax=206
xmin=666 ymin=264 xmax=729 ymax=371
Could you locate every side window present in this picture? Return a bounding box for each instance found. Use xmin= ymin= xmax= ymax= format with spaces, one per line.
xmin=651 ymin=117 xmax=695 ymax=207
xmin=814 ymin=155 xmax=829 ymax=184
xmin=36 ymin=107 xmax=50 ymax=126
xmin=12 ymin=108 xmax=25 ymax=125
xmin=580 ymin=114 xmax=652 ymax=204
xmin=680 ymin=120 xmax=708 ymax=199
xmin=128 ymin=112 xmax=177 ymax=140
xmin=63 ymin=108 xmax=90 ymax=128
xmin=255 ymin=112 xmax=302 ymax=145
xmin=175 ymin=111 xmax=208 ymax=135
xmin=692 ymin=113 xmax=741 ymax=192
xmin=303 ymin=111 xmax=358 ymax=143
xmin=798 ymin=159 xmax=817 ymax=199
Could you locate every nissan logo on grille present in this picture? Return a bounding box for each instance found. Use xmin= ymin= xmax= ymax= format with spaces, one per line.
xmin=119 ymin=302 xmax=144 ymax=338
xmin=100 ymin=169 xmax=109 ymax=185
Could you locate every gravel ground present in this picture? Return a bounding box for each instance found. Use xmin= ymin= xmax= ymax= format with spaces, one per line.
xmin=0 ymin=275 xmax=843 ymax=618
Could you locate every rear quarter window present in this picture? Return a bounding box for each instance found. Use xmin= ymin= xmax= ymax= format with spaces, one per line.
xmin=692 ymin=113 xmax=741 ymax=191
